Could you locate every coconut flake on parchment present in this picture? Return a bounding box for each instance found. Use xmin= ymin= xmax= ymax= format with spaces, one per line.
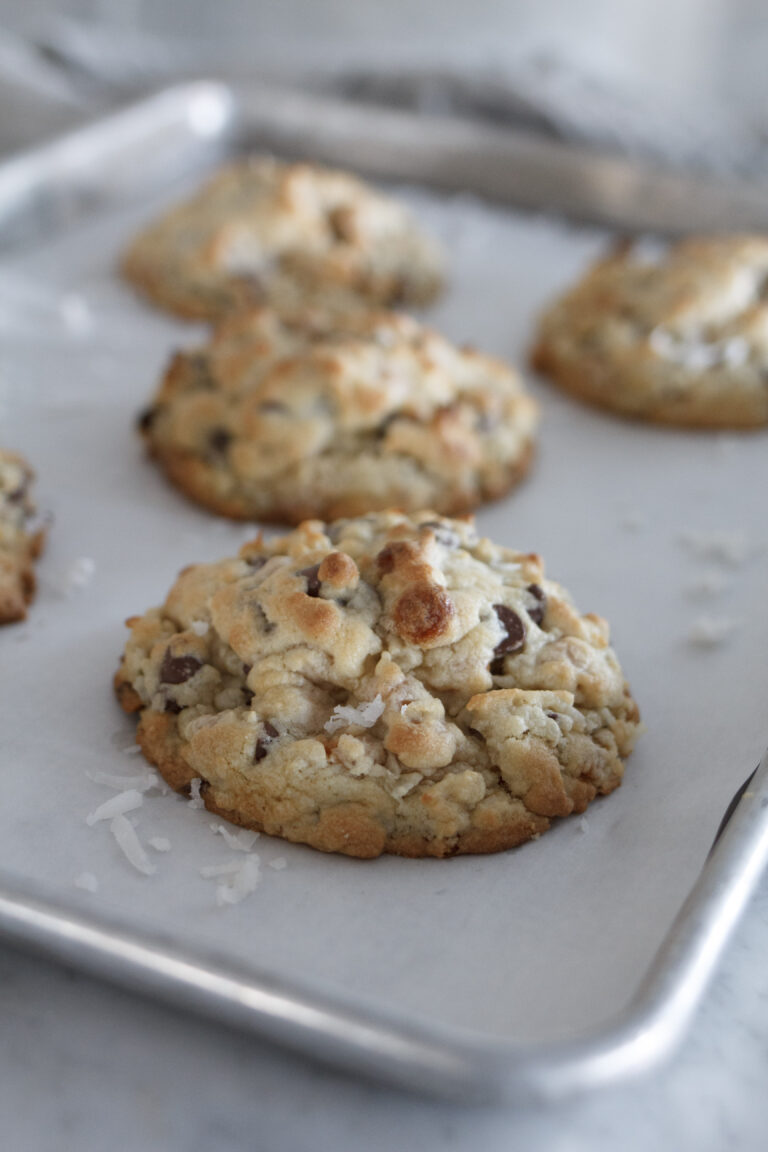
xmin=86 ymin=789 xmax=144 ymax=826
xmin=109 ymin=814 xmax=156 ymax=876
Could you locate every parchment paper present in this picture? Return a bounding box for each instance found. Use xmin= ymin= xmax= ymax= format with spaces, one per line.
xmin=2 ymin=178 xmax=766 ymax=1046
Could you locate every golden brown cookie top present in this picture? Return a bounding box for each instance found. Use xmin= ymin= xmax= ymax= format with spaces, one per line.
xmin=140 ymin=308 xmax=538 ymax=522
xmin=532 ymin=236 xmax=768 ymax=427
xmin=116 ymin=512 xmax=639 ymax=857
xmin=122 ymin=157 xmax=444 ymax=320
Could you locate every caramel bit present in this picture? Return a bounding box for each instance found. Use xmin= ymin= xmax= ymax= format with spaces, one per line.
xmin=393 ymin=582 xmax=454 ymax=646
xmin=318 ymin=550 xmax=359 ymax=589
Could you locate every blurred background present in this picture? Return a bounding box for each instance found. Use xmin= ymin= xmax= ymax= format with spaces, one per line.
xmin=1 ymin=0 xmax=768 ymax=177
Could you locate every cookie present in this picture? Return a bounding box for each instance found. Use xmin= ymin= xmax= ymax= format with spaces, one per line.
xmin=121 ymin=157 xmax=443 ymax=321
xmin=138 ymin=307 xmax=538 ymax=523
xmin=531 ymin=236 xmax=768 ymax=427
xmin=0 ymin=449 xmax=45 ymax=624
xmin=115 ymin=511 xmax=640 ymax=858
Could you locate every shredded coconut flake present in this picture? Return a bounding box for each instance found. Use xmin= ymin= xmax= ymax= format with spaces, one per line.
xmin=122 ymin=744 xmax=144 ymax=756
xmin=190 ymin=619 xmax=209 ymax=636
xmin=268 ymin=857 xmax=288 ymax=871
xmin=109 ymin=814 xmax=156 ymax=875
xmin=74 ymin=871 xmax=99 ymax=892
xmin=88 ymin=768 xmax=158 ymax=792
xmin=58 ymin=293 xmax=93 ymax=336
xmin=149 ymin=837 xmax=171 ymax=853
xmin=324 ymin=694 xmax=385 ymax=734
xmin=65 ymin=556 xmax=95 ymax=593
xmin=209 ymin=823 xmax=259 ymax=851
xmin=649 ymin=327 xmax=748 ymax=371
xmin=216 ymin=855 xmax=261 ymax=906
xmin=578 ymin=817 xmax=589 ymax=834
xmin=188 ymin=777 xmax=205 ymax=809
xmin=688 ymin=615 xmax=738 ymax=647
xmin=679 ymin=529 xmax=751 ymax=566
xmin=86 ymin=789 xmax=144 ymax=825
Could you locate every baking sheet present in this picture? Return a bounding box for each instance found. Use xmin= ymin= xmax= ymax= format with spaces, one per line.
xmin=1 ymin=122 xmax=767 ymax=1060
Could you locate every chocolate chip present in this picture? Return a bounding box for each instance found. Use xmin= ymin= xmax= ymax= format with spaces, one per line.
xmin=254 ymin=721 xmax=279 ymax=762
xmin=6 ymin=482 xmax=28 ymax=505
xmin=526 ymin=584 xmax=546 ymax=625
xmin=489 ymin=657 xmax=506 ymax=677
xmin=493 ymin=604 xmax=526 ymax=657
xmin=208 ymin=427 xmax=232 ymax=455
xmin=242 ymin=663 xmax=252 ymax=676
xmin=387 ymin=277 xmax=409 ymax=307
xmin=137 ymin=406 xmax=157 ymax=433
xmin=160 ymin=652 xmax=202 ymax=685
xmin=546 ymin=711 xmax=559 ymax=721
xmin=164 ymin=699 xmax=183 ymax=715
xmin=243 ymin=687 xmax=254 ymax=706
xmin=299 ymin=564 xmax=322 ymax=597
xmin=421 ymin=520 xmax=460 ymax=549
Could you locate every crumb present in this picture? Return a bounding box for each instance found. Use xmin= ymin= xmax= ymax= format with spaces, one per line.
xmin=688 ymin=616 xmax=738 ymax=647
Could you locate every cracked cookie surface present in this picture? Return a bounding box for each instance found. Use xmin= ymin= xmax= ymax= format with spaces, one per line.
xmin=139 ymin=307 xmax=538 ymax=522
xmin=121 ymin=157 xmax=443 ymax=321
xmin=0 ymin=449 xmax=45 ymax=624
xmin=115 ymin=511 xmax=640 ymax=858
xmin=532 ymin=236 xmax=768 ymax=427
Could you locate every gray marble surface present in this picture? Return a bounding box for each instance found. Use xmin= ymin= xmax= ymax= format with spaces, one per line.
xmin=2 ymin=878 xmax=768 ymax=1152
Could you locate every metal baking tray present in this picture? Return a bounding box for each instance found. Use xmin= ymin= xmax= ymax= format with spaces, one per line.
xmin=1 ymin=82 xmax=768 ymax=1104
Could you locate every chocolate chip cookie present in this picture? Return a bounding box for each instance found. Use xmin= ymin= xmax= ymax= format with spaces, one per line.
xmin=138 ymin=307 xmax=538 ymax=522
xmin=531 ymin=236 xmax=768 ymax=427
xmin=0 ymin=449 xmax=45 ymax=624
xmin=121 ymin=157 xmax=443 ymax=321
xmin=115 ymin=511 xmax=640 ymax=858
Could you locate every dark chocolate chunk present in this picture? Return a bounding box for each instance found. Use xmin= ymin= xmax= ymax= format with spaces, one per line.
xmin=6 ymin=482 xmax=28 ymax=505
xmin=160 ymin=651 xmax=202 ymax=685
xmin=526 ymin=583 xmax=547 ymax=626
xmin=299 ymin=564 xmax=322 ymax=597
xmin=208 ymin=427 xmax=232 ymax=455
xmin=421 ymin=520 xmax=460 ymax=549
xmin=164 ymin=699 xmax=183 ymax=715
xmin=489 ymin=657 xmax=506 ymax=677
xmin=254 ymin=721 xmax=279 ymax=762
xmin=243 ymin=687 xmax=254 ymax=706
xmin=493 ymin=604 xmax=526 ymax=656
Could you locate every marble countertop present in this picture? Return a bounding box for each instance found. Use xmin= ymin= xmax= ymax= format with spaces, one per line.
xmin=2 ymin=878 xmax=767 ymax=1152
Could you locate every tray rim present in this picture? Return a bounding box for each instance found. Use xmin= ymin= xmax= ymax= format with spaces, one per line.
xmin=2 ymin=83 xmax=768 ymax=1103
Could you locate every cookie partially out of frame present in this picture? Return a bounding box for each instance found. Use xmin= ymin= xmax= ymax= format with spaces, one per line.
xmin=138 ymin=307 xmax=538 ymax=523
xmin=115 ymin=511 xmax=640 ymax=859
xmin=0 ymin=449 xmax=45 ymax=624
xmin=121 ymin=158 xmax=443 ymax=321
xmin=531 ymin=236 xmax=768 ymax=427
